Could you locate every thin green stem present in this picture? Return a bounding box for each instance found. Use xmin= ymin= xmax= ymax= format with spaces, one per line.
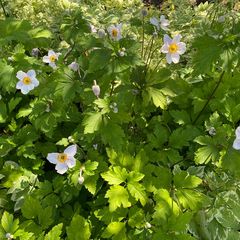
xmin=141 ymin=17 xmax=145 ymax=58
xmin=192 ymin=71 xmax=225 ymax=125
xmin=143 ymin=35 xmax=154 ymax=60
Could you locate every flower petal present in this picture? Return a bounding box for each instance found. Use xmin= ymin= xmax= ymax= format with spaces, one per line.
xmin=163 ymin=34 xmax=172 ymax=44
xmin=166 ymin=53 xmax=172 ymax=64
xmin=150 ymin=17 xmax=159 ymax=30
xmin=171 ymin=53 xmax=180 ymax=63
xmin=177 ymin=42 xmax=186 ymax=54
xmin=233 ymin=138 xmax=240 ymax=150
xmin=47 ymin=153 xmax=58 ymax=164
xmin=43 ymin=56 xmax=50 ymax=63
xmin=16 ymin=81 xmax=24 ymax=89
xmin=160 ymin=15 xmax=166 ymax=21
xmin=172 ymin=34 xmax=182 ymax=43
xmin=55 ymin=163 xmax=68 ymax=174
xmin=27 ymin=70 xmax=36 ymax=78
xmin=16 ymin=71 xmax=27 ymax=80
xmin=31 ymin=77 xmax=39 ymax=87
xmin=65 ymin=156 xmax=76 ymax=168
xmin=49 ymin=62 xmax=57 ymax=69
xmin=161 ymin=44 xmax=169 ymax=53
xmin=64 ymin=144 xmax=77 ymax=157
xmin=20 ymin=85 xmax=30 ymax=95
xmin=235 ymin=126 xmax=240 ymax=139
xmin=48 ymin=50 xmax=56 ymax=56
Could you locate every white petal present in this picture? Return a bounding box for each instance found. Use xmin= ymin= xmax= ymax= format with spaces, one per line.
xmin=160 ymin=15 xmax=166 ymax=21
xmin=64 ymin=144 xmax=77 ymax=156
xmin=177 ymin=42 xmax=186 ymax=54
xmin=48 ymin=50 xmax=56 ymax=56
xmin=27 ymin=70 xmax=36 ymax=78
xmin=47 ymin=153 xmax=58 ymax=164
xmin=16 ymin=71 xmax=27 ymax=80
xmin=235 ymin=126 xmax=240 ymax=139
xmin=117 ymin=23 xmax=122 ymax=30
xmin=166 ymin=53 xmax=172 ymax=64
xmin=20 ymin=85 xmax=30 ymax=94
xmin=173 ymin=34 xmax=182 ymax=43
xmin=49 ymin=62 xmax=57 ymax=69
xmin=56 ymin=52 xmax=61 ymax=58
xmin=31 ymin=77 xmax=39 ymax=87
xmin=233 ymin=138 xmax=240 ymax=150
xmin=163 ymin=34 xmax=172 ymax=44
xmin=107 ymin=26 xmax=114 ymax=34
xmin=16 ymin=81 xmax=24 ymax=89
xmin=55 ymin=163 xmax=68 ymax=174
xmin=150 ymin=17 xmax=159 ymax=30
xmin=43 ymin=56 xmax=50 ymax=63
xmin=160 ymin=20 xmax=169 ymax=31
xmin=65 ymin=156 xmax=76 ymax=168
xmin=161 ymin=44 xmax=169 ymax=53
xmin=171 ymin=53 xmax=180 ymax=63
xmin=116 ymin=33 xmax=122 ymax=41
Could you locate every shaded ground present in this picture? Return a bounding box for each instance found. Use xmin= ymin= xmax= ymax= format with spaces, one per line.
xmin=142 ymin=0 xmax=209 ymax=7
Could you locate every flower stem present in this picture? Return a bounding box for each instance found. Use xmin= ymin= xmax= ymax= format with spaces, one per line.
xmin=141 ymin=17 xmax=145 ymax=58
xmin=192 ymin=71 xmax=225 ymax=124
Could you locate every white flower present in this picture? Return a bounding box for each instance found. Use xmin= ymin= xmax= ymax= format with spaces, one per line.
xmin=47 ymin=144 xmax=77 ymax=174
xmin=150 ymin=15 xmax=169 ymax=31
xmin=161 ymin=34 xmax=186 ymax=64
xmin=98 ymin=29 xmax=106 ymax=38
xmin=68 ymin=61 xmax=79 ymax=72
xmin=233 ymin=126 xmax=240 ymax=150
xmin=43 ymin=50 xmax=61 ymax=69
xmin=107 ymin=24 xmax=122 ymax=41
xmin=92 ymin=80 xmax=100 ymax=98
xmin=16 ymin=70 xmax=39 ymax=95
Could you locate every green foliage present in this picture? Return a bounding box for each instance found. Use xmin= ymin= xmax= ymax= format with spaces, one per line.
xmin=0 ymin=0 xmax=240 ymax=239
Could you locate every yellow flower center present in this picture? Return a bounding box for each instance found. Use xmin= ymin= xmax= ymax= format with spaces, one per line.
xmin=168 ymin=43 xmax=178 ymax=53
xmin=49 ymin=55 xmax=56 ymax=62
xmin=23 ymin=76 xmax=32 ymax=85
xmin=58 ymin=153 xmax=68 ymax=163
xmin=112 ymin=29 xmax=118 ymax=37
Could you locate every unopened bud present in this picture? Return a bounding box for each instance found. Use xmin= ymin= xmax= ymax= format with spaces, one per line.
xmin=218 ymin=15 xmax=225 ymax=23
xmin=153 ymin=32 xmax=158 ymax=37
xmin=68 ymin=61 xmax=79 ymax=72
xmin=98 ymin=29 xmax=106 ymax=38
xmin=145 ymin=222 xmax=151 ymax=229
xmin=208 ymin=127 xmax=216 ymax=136
xmin=31 ymin=48 xmax=39 ymax=57
xmin=78 ymin=176 xmax=84 ymax=184
xmin=92 ymin=80 xmax=100 ymax=98
xmin=118 ymin=51 xmax=125 ymax=57
xmin=5 ymin=233 xmax=13 ymax=239
xmin=141 ymin=8 xmax=148 ymax=17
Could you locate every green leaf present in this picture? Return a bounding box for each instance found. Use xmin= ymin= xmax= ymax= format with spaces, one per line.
xmin=21 ymin=196 xmax=41 ymax=219
xmin=105 ymin=185 xmax=131 ymax=212
xmin=170 ymin=110 xmax=191 ymax=125
xmin=66 ymin=215 xmax=91 ymax=240
xmin=1 ymin=211 xmax=19 ymax=234
xmin=174 ymin=171 xmax=202 ymax=189
xmin=83 ymin=112 xmax=102 ymax=134
xmin=44 ymin=224 xmax=63 ymax=240
xmin=101 ymin=166 xmax=128 ymax=185
xmin=147 ymin=87 xmax=167 ymax=109
xmin=0 ymin=102 xmax=7 ymax=123
xmin=102 ymin=222 xmax=126 ymax=239
xmin=194 ymin=145 xmax=219 ymax=164
xmin=127 ymin=182 xmax=147 ymax=206
xmin=147 ymin=68 xmax=171 ymax=85
xmin=88 ymin=49 xmax=112 ymax=73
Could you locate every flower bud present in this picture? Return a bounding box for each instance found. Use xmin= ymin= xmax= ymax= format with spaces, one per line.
xmin=145 ymin=222 xmax=151 ymax=229
xmin=118 ymin=51 xmax=125 ymax=57
xmin=208 ymin=127 xmax=216 ymax=136
xmin=218 ymin=15 xmax=225 ymax=23
xmin=141 ymin=8 xmax=148 ymax=17
xmin=68 ymin=61 xmax=79 ymax=72
xmin=98 ymin=29 xmax=106 ymax=38
xmin=92 ymin=80 xmax=100 ymax=98
xmin=31 ymin=48 xmax=39 ymax=57
xmin=78 ymin=176 xmax=84 ymax=184
xmin=5 ymin=233 xmax=13 ymax=239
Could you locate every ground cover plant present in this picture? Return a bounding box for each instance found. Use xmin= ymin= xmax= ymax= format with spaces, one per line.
xmin=0 ymin=0 xmax=240 ymax=239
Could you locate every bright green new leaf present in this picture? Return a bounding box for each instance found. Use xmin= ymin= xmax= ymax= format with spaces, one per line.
xmin=147 ymin=87 xmax=167 ymax=109
xmin=102 ymin=222 xmax=126 ymax=239
xmin=44 ymin=223 xmax=63 ymax=240
xmin=83 ymin=112 xmax=102 ymax=134
xmin=1 ymin=211 xmax=19 ymax=234
xmin=101 ymin=166 xmax=128 ymax=185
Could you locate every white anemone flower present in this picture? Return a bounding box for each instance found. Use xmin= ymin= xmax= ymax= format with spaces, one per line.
xmin=47 ymin=144 xmax=77 ymax=174
xmin=233 ymin=126 xmax=240 ymax=150
xmin=16 ymin=70 xmax=39 ymax=94
xmin=150 ymin=15 xmax=169 ymax=31
xmin=43 ymin=50 xmax=61 ymax=69
xmin=107 ymin=24 xmax=122 ymax=41
xmin=161 ymin=34 xmax=186 ymax=64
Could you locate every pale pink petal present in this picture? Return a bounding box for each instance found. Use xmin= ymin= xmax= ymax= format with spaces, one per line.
xmin=65 ymin=156 xmax=76 ymax=168
xmin=16 ymin=71 xmax=27 ymax=80
xmin=64 ymin=144 xmax=77 ymax=156
xmin=16 ymin=81 xmax=24 ymax=89
xmin=161 ymin=44 xmax=169 ymax=53
xmin=235 ymin=126 xmax=240 ymax=139
xmin=48 ymin=50 xmax=56 ymax=56
xmin=177 ymin=42 xmax=186 ymax=54
xmin=31 ymin=77 xmax=39 ymax=87
xmin=163 ymin=34 xmax=172 ymax=44
xmin=171 ymin=53 xmax=180 ymax=63
xmin=47 ymin=153 xmax=58 ymax=164
xmin=49 ymin=62 xmax=57 ymax=69
xmin=172 ymin=34 xmax=182 ymax=43
xmin=55 ymin=163 xmax=68 ymax=174
xmin=233 ymin=138 xmax=240 ymax=150
xmin=166 ymin=53 xmax=172 ymax=64
xmin=43 ymin=56 xmax=50 ymax=63
xmin=27 ymin=70 xmax=36 ymax=78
